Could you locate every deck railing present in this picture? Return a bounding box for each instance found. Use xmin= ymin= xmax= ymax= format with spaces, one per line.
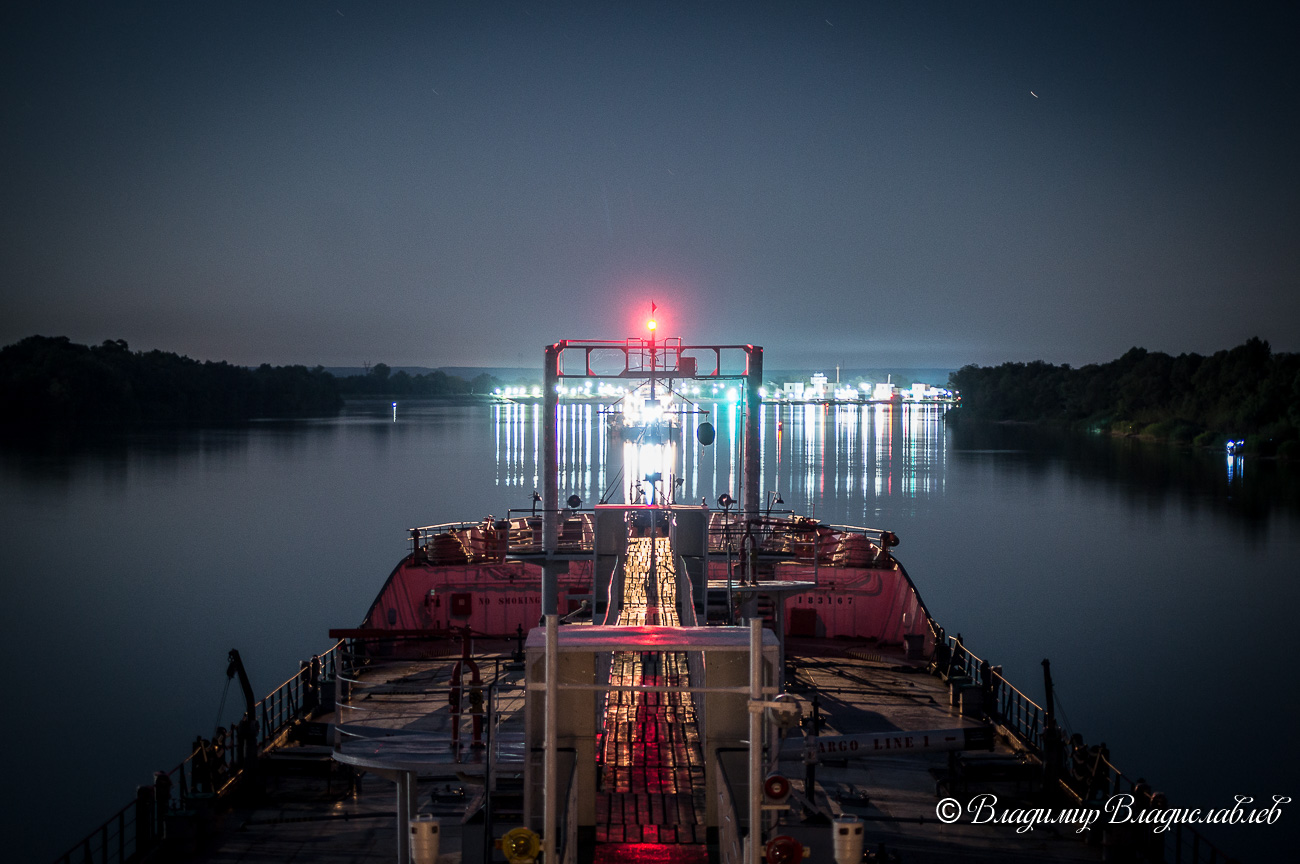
xmin=939 ymin=633 xmax=1236 ymax=864
xmin=56 ymin=798 xmax=141 ymax=864
xmin=412 ymin=512 xmax=597 ymax=560
xmin=412 ymin=513 xmax=913 ymax=571
xmin=939 ymin=635 xmax=1045 ymax=751
xmin=53 ymin=640 xmax=344 ymax=864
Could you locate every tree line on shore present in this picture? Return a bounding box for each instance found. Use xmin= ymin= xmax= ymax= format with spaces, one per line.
xmin=334 ymin=362 xmax=499 ymax=398
xmin=948 ymin=338 xmax=1300 ymax=457
xmin=0 ymin=336 xmax=499 ymax=431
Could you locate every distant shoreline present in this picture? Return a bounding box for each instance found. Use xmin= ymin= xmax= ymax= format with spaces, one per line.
xmin=946 ymin=338 xmax=1298 ymax=459
xmin=342 ymin=394 xmax=495 ymax=404
xmin=960 ymin=417 xmax=1295 ymax=461
xmin=0 ymin=336 xmax=502 ymax=433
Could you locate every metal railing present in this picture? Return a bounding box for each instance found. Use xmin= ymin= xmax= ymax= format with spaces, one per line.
xmin=54 ymin=640 xmax=344 ymax=864
xmin=410 ymin=520 xmax=507 ymax=558
xmin=411 ymin=512 xmax=598 ymax=561
xmin=936 ymin=633 xmax=1236 ymax=864
xmin=411 ymin=512 xmax=910 ymax=569
xmin=938 ymin=636 xmax=1044 ymax=751
xmin=56 ymin=797 xmax=141 ymax=864
xmin=334 ymin=641 xmax=527 ymax=770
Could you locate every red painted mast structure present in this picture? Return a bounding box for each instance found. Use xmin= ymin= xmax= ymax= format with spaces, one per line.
xmin=539 ymin=314 xmax=762 ymax=616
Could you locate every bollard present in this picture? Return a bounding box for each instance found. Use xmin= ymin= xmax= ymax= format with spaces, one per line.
xmin=135 ymin=785 xmax=156 ymax=852
xmin=494 ymin=519 xmax=511 ymax=561
xmin=947 ymin=675 xmax=972 ymax=710
xmin=152 ymin=770 xmax=171 ymax=831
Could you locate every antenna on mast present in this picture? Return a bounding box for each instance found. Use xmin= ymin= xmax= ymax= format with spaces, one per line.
xmin=648 ymin=302 xmax=657 ymax=399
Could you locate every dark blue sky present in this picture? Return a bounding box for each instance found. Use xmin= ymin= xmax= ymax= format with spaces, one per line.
xmin=3 ymin=1 xmax=1297 ymax=369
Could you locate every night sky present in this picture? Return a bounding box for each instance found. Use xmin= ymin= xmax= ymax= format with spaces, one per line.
xmin=3 ymin=1 xmax=1297 ymax=370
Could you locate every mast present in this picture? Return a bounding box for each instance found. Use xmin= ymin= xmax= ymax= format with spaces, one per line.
xmin=542 ymin=343 xmax=561 ymax=616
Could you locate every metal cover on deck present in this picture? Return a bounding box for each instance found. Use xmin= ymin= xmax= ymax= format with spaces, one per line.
xmin=334 ymin=733 xmax=496 ymax=774
xmin=705 ymin=580 xmax=820 ymax=594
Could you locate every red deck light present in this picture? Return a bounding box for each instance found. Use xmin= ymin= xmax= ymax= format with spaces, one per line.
xmin=763 ymin=772 xmax=791 ymax=803
xmin=764 ymin=835 xmax=805 ymax=864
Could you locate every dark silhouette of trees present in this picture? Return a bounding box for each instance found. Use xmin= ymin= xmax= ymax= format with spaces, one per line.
xmin=949 ymin=338 xmax=1299 ymax=455
xmin=0 ymin=336 xmax=341 ymax=430
xmin=333 ymin=365 xmax=500 ymax=397
xmin=0 ymin=336 xmax=505 ymax=434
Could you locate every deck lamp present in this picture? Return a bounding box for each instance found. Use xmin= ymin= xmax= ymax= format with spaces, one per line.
xmin=497 ymin=827 xmax=541 ymax=864
xmin=764 ymin=835 xmax=806 ymax=864
xmin=763 ymin=772 xmax=792 ymax=804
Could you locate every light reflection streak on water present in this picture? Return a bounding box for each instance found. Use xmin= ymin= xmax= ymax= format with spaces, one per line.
xmin=861 ymin=407 xmax=871 ymax=501
xmin=803 ymin=405 xmax=816 ymax=507
xmin=531 ymin=403 xmax=539 ymax=489
xmin=491 ymin=400 xmax=951 ymax=514
xmin=904 ymin=406 xmax=916 ymax=498
xmin=775 ymin=409 xmax=783 ymax=476
xmin=874 ymin=405 xmax=889 ymax=499
xmin=585 ymin=403 xmax=593 ymax=494
xmin=687 ymin=408 xmax=698 ymax=501
xmin=839 ymin=405 xmax=852 ymax=501
xmin=559 ymin=404 xmax=569 ymax=492
xmin=818 ymin=404 xmax=827 ymax=501
xmin=727 ymin=400 xmax=738 ymax=498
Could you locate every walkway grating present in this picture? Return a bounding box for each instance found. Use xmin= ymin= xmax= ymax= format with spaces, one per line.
xmin=597 ymin=536 xmax=707 ymax=845
xmin=591 ymin=841 xmax=710 ymax=864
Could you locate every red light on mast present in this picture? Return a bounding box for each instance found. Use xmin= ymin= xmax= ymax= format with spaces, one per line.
xmin=647 ymin=318 xmax=657 ymax=332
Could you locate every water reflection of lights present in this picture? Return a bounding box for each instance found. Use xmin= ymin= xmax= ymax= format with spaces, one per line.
xmin=623 ymin=440 xmax=678 ymax=504
xmin=1226 ymin=453 xmax=1244 ymax=485
xmin=491 ymin=400 xmax=951 ymax=513
xmin=773 ymin=402 xmax=947 ymax=518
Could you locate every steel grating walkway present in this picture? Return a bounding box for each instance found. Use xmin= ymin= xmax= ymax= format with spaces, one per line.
xmin=595 ymin=536 xmax=708 ymax=845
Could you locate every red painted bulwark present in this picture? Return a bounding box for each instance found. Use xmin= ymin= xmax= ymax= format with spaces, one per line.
xmin=360 ymin=557 xmax=592 ymax=637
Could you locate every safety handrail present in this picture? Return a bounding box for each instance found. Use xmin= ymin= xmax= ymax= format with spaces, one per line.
xmin=938 ymin=633 xmax=1233 ymax=864
xmin=53 ymin=797 xmax=139 ymax=864
xmin=53 ymin=640 xmax=344 ymax=864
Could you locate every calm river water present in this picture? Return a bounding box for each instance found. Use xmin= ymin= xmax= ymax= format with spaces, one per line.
xmin=2 ymin=399 xmax=1297 ymax=861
